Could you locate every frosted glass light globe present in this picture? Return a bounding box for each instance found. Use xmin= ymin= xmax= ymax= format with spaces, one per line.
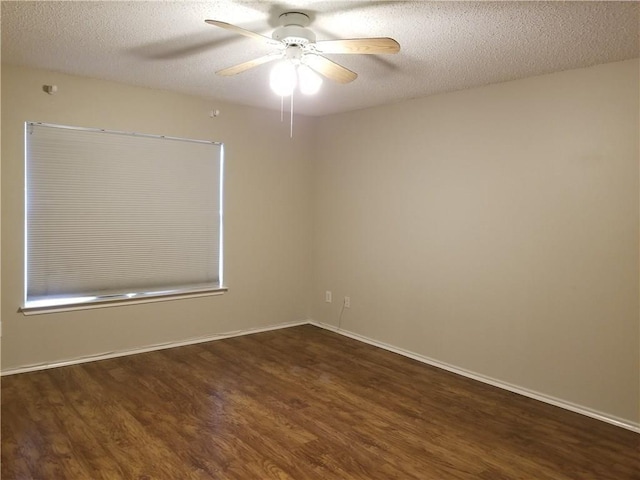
xmin=298 ymin=64 xmax=323 ymax=95
xmin=270 ymin=61 xmax=297 ymax=96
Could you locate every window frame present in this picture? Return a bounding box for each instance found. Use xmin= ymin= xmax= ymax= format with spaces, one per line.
xmin=21 ymin=121 xmax=226 ymax=315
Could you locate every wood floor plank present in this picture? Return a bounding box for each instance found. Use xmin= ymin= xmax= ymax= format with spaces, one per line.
xmin=2 ymin=325 xmax=639 ymax=479
xmin=0 ymin=416 xmax=36 ymax=479
xmin=17 ymin=372 xmax=104 ymax=479
xmin=81 ymin=359 xmax=229 ymax=479
xmin=226 ymin=335 xmax=484 ymax=479
xmin=235 ymin=333 xmax=523 ymax=477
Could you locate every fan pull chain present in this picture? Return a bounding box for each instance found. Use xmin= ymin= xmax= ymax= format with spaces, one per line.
xmin=280 ymin=95 xmax=284 ymax=122
xmin=290 ymin=91 xmax=294 ymax=138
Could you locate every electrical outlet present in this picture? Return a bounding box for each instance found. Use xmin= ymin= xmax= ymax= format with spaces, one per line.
xmin=344 ymin=296 xmax=351 ymax=308
xmin=325 ymin=291 xmax=332 ymax=303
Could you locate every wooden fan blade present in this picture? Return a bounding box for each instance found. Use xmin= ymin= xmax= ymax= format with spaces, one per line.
xmin=205 ymin=19 xmax=278 ymax=45
xmin=314 ymin=38 xmax=400 ymax=55
xmin=216 ymin=54 xmax=281 ymax=76
xmin=303 ymin=54 xmax=357 ymax=84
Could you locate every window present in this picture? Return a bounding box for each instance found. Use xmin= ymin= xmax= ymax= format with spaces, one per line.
xmin=23 ymin=122 xmax=225 ymax=313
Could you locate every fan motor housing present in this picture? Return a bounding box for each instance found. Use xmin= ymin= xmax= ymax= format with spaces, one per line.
xmin=273 ymin=12 xmax=315 ymax=45
xmin=272 ymin=25 xmax=316 ymax=45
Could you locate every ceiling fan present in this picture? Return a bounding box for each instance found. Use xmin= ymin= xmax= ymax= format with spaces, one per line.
xmin=205 ymin=11 xmax=400 ymax=95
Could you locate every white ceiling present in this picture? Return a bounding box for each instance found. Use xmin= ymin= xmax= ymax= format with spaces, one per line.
xmin=2 ymin=1 xmax=638 ymax=116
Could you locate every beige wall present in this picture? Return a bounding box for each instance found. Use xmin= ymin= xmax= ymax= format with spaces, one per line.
xmin=1 ymin=65 xmax=313 ymax=369
xmin=311 ymin=59 xmax=640 ymax=423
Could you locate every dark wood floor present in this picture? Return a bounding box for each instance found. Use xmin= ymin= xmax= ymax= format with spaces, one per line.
xmin=2 ymin=325 xmax=639 ymax=479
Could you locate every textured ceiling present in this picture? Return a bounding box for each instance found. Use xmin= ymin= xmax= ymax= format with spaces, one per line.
xmin=2 ymin=1 xmax=638 ymax=116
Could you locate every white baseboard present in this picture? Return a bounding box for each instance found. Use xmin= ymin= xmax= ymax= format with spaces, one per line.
xmin=0 ymin=320 xmax=309 ymax=377
xmin=309 ymin=320 xmax=640 ymax=434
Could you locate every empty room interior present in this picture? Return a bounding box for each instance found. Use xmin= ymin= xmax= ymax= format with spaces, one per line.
xmin=1 ymin=1 xmax=639 ymax=478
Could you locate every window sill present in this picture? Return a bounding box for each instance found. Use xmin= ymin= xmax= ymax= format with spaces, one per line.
xmin=20 ymin=287 xmax=228 ymax=316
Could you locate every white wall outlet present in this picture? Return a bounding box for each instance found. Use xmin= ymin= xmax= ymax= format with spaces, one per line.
xmin=325 ymin=291 xmax=332 ymax=303
xmin=344 ymin=296 xmax=351 ymax=308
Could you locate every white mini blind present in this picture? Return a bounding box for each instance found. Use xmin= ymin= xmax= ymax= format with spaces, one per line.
xmin=25 ymin=122 xmax=223 ymax=307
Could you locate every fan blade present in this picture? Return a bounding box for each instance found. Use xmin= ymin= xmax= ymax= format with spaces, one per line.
xmin=216 ymin=54 xmax=282 ymax=76
xmin=205 ymin=20 xmax=279 ymax=45
xmin=315 ymin=38 xmax=400 ymax=55
xmin=303 ymin=54 xmax=357 ymax=84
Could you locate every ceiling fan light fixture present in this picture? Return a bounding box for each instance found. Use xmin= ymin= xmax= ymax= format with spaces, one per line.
xmin=208 ymin=11 xmax=399 ymax=103
xmin=298 ymin=64 xmax=322 ymax=95
xmin=270 ymin=60 xmax=297 ymax=96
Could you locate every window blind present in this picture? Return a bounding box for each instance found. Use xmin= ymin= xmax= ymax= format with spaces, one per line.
xmin=25 ymin=122 xmax=223 ymax=307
